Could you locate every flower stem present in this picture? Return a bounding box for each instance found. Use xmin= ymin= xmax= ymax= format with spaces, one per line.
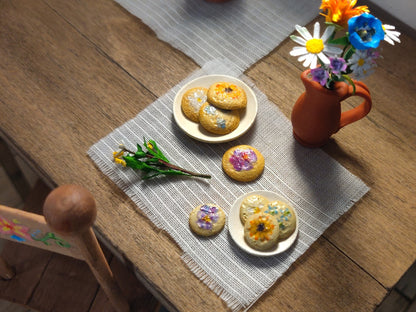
xmin=122 ymin=147 xmax=211 ymax=179
xmin=146 ymin=154 xmax=211 ymax=179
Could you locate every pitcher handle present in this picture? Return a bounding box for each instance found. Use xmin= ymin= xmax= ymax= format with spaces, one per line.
xmin=339 ymin=81 xmax=372 ymax=129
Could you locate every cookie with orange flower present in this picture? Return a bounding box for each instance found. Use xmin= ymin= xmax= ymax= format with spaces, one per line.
xmin=189 ymin=204 xmax=226 ymax=236
xmin=207 ymin=82 xmax=247 ymax=110
xmin=244 ymin=213 xmax=279 ymax=251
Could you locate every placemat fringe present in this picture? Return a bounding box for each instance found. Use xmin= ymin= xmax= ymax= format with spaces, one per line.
xmin=182 ymin=253 xmax=244 ymax=312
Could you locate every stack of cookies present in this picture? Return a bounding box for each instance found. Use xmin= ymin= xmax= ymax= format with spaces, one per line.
xmin=181 ymin=82 xmax=247 ymax=135
xmin=239 ymin=194 xmax=297 ymax=251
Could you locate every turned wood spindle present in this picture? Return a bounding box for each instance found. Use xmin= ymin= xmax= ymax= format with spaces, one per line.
xmin=43 ymin=185 xmax=130 ymax=312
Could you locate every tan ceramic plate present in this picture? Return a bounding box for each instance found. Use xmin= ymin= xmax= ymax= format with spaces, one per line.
xmin=173 ymin=75 xmax=258 ymax=143
xmin=228 ymin=190 xmax=299 ymax=257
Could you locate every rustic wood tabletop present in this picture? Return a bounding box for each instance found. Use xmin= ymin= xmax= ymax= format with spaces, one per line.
xmin=0 ymin=0 xmax=415 ymax=311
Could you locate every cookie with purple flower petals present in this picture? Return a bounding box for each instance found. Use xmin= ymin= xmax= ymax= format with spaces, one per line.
xmin=189 ymin=204 xmax=226 ymax=236
xmin=222 ymin=145 xmax=265 ymax=182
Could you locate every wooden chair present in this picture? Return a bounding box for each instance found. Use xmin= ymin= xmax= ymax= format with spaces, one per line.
xmin=0 ymin=184 xmax=130 ymax=312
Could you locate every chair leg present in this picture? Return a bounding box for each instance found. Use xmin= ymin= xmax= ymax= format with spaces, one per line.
xmin=77 ymin=229 xmax=130 ymax=312
xmin=0 ymin=255 xmax=15 ymax=280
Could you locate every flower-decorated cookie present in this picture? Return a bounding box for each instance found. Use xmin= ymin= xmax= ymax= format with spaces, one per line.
xmin=181 ymin=87 xmax=208 ymax=122
xmin=264 ymin=200 xmax=296 ymax=240
xmin=239 ymin=194 xmax=269 ymax=224
xmin=199 ymin=102 xmax=240 ymax=135
xmin=189 ymin=204 xmax=226 ymax=236
xmin=222 ymin=145 xmax=264 ymax=182
xmin=207 ymin=82 xmax=247 ymax=110
xmin=244 ymin=213 xmax=279 ymax=251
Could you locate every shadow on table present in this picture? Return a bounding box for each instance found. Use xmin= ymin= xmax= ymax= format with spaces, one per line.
xmin=291 ymin=137 xmax=371 ymax=216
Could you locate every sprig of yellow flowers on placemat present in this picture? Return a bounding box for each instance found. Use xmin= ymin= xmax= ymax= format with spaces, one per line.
xmin=113 ymin=139 xmax=211 ymax=180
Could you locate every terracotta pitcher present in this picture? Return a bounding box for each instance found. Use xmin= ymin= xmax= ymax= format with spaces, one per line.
xmin=291 ymin=69 xmax=372 ymax=147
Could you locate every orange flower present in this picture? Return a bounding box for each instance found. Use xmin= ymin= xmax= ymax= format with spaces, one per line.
xmin=320 ymin=0 xmax=369 ymax=27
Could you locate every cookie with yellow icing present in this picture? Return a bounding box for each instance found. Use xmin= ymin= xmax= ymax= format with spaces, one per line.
xmin=264 ymin=200 xmax=296 ymax=240
xmin=199 ymin=102 xmax=240 ymax=135
xmin=181 ymin=87 xmax=208 ymax=122
xmin=239 ymin=194 xmax=269 ymax=225
xmin=207 ymin=82 xmax=247 ymax=110
xmin=189 ymin=204 xmax=226 ymax=236
xmin=222 ymin=145 xmax=264 ymax=182
xmin=244 ymin=213 xmax=279 ymax=251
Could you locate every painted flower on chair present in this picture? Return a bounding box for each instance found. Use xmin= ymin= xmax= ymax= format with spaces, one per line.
xmin=289 ymin=0 xmax=400 ymax=91
xmin=0 ymin=215 xmax=32 ymax=242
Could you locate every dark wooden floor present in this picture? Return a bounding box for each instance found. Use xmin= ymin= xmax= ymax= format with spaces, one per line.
xmin=0 ymin=178 xmax=160 ymax=312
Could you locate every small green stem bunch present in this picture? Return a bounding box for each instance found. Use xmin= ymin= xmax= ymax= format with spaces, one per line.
xmin=113 ymin=139 xmax=211 ymax=180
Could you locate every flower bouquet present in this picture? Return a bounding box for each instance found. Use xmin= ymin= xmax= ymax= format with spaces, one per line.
xmin=288 ymin=0 xmax=401 ymax=147
xmin=289 ymin=0 xmax=401 ymax=91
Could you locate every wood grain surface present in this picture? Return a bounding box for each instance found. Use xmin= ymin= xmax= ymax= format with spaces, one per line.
xmin=1 ymin=0 xmax=415 ymax=311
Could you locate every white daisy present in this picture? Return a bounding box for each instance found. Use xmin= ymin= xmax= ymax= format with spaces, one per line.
xmin=348 ymin=49 xmax=378 ymax=80
xmin=383 ymin=24 xmax=401 ymax=45
xmin=290 ymin=22 xmax=343 ymax=69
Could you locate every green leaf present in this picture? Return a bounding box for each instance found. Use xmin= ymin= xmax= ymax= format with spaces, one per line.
xmin=145 ymin=139 xmax=170 ymax=163
xmin=342 ymin=74 xmax=356 ymax=94
xmin=328 ymin=35 xmax=349 ymax=46
xmin=124 ymin=156 xmax=152 ymax=171
xmin=136 ymin=143 xmax=144 ymax=154
xmin=325 ymin=21 xmax=344 ymax=31
xmin=343 ymin=46 xmax=355 ymax=61
xmin=134 ymin=150 xmax=147 ymax=158
xmin=142 ymin=168 xmax=190 ymax=180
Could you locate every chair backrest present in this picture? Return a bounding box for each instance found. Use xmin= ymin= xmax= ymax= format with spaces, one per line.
xmin=0 ymin=184 xmax=130 ymax=312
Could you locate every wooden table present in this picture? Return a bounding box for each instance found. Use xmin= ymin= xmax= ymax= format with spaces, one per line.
xmin=1 ymin=1 xmax=415 ymax=311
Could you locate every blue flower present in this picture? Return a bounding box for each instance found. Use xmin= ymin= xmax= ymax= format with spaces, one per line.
xmin=348 ymin=13 xmax=384 ymax=50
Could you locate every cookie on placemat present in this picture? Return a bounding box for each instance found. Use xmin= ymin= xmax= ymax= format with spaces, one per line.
xmin=181 ymin=87 xmax=208 ymax=122
xmin=264 ymin=200 xmax=296 ymax=240
xmin=244 ymin=213 xmax=279 ymax=251
xmin=239 ymin=194 xmax=269 ymax=225
xmin=199 ymin=102 xmax=240 ymax=135
xmin=222 ymin=145 xmax=264 ymax=182
xmin=189 ymin=204 xmax=226 ymax=236
xmin=207 ymin=82 xmax=247 ymax=110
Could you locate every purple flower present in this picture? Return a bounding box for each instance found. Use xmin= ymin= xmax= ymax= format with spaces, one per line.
xmin=310 ymin=67 xmax=329 ymax=86
xmin=196 ymin=205 xmax=219 ymax=230
xmin=329 ymin=57 xmax=347 ymax=74
xmin=229 ymin=148 xmax=257 ymax=171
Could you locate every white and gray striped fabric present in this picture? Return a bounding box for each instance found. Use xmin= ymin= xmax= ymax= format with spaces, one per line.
xmin=88 ymin=59 xmax=369 ymax=311
xmin=115 ymin=0 xmax=320 ymax=71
